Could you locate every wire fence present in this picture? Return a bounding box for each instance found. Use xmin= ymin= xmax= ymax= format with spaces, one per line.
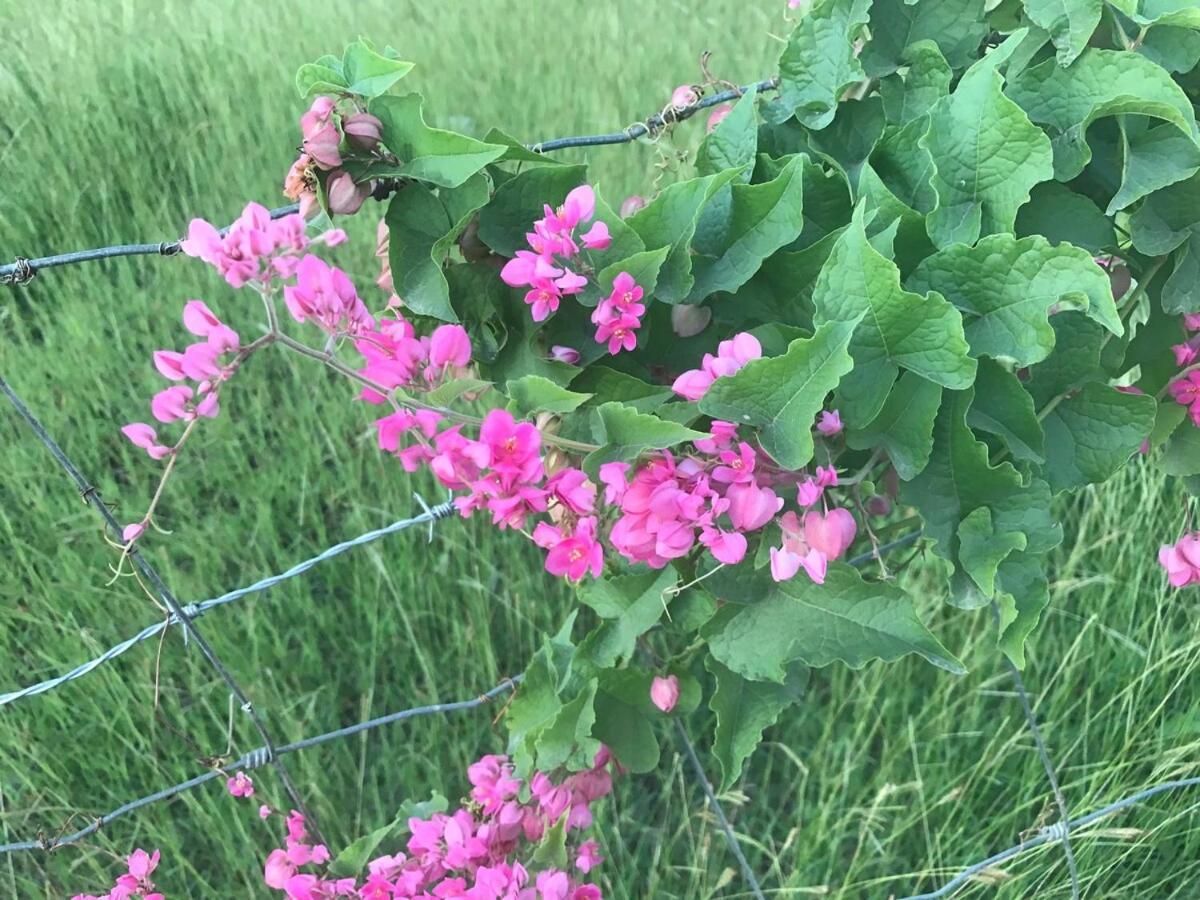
xmin=2 ymin=79 xmax=1199 ymax=898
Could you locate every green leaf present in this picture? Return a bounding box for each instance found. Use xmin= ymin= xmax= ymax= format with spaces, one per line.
xmin=708 ymin=563 xmax=965 ymax=680
xmin=958 ymin=507 xmax=1028 ymax=596
xmin=966 ymin=358 xmax=1045 ymax=463
xmin=536 ymin=681 xmax=600 ymax=772
xmin=1129 ymin=171 xmax=1200 ymax=255
xmin=506 ymin=637 xmax=570 ymax=774
xmin=902 ymin=388 xmax=1062 ymax=564
xmin=1022 ymin=0 xmax=1102 ymax=66
xmin=1041 ymin=383 xmax=1157 ymax=491
xmin=812 ymin=205 xmax=976 ymax=426
xmin=1161 ymin=420 xmax=1200 ymax=476
xmin=505 ymin=375 xmax=591 ymax=416
xmin=921 ymin=35 xmax=1054 ymax=247
xmin=995 ymin=551 xmax=1050 ymax=667
xmin=775 ymin=0 xmax=873 ymax=129
xmin=1107 ymin=0 xmax=1200 ymax=29
xmin=846 ymin=372 xmax=944 ymax=479
xmin=530 ymin=813 xmax=570 ymax=871
xmin=907 ymin=233 xmax=1122 ymax=366
xmin=425 ymin=377 xmax=491 ymax=407
xmin=327 ymin=792 xmax=447 ymax=878
xmin=687 ymin=155 xmax=807 ymax=300
xmin=707 ymin=657 xmax=808 ymax=791
xmin=1015 ymin=181 xmax=1116 ymax=253
xmin=807 ymin=97 xmax=887 ymax=192
xmin=696 ymin=86 xmax=758 ymax=178
xmin=577 ymin=569 xmax=677 ymax=669
xmin=1138 ymin=24 xmax=1200 ymax=73
xmin=699 ymin=319 xmax=859 ymax=469
xmin=1163 ymin=232 xmax=1200 ymax=313
xmin=862 ymin=0 xmax=988 ymax=75
xmin=482 ymin=126 xmax=564 ymax=164
xmin=295 ymin=63 xmax=348 ymax=98
xmin=1006 ymin=49 xmax=1200 ymax=181
xmin=879 ymin=40 xmax=953 ymax=125
xmin=583 ymin=402 xmax=706 ymax=476
xmin=1107 ymin=119 xmax=1200 ymax=215
xmin=592 ymin=670 xmax=661 ymax=773
xmin=1025 ymin=312 xmax=1108 ymax=406
xmin=476 ymin=165 xmax=588 ymax=256
xmin=385 ymin=185 xmax=457 ymax=322
xmin=342 ymin=39 xmax=415 ymax=97
xmin=627 ymin=168 xmax=744 ymax=302
xmin=371 ymin=93 xmax=506 ymax=188
xmin=570 ymin=366 xmax=674 ymax=411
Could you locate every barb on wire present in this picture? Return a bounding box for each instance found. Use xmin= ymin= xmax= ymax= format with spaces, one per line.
xmin=0 ymin=76 xmax=779 ymax=285
xmin=0 ymin=678 xmax=521 ymax=854
xmin=899 ymin=776 xmax=1200 ymax=899
xmin=0 ymin=499 xmax=456 ymax=708
xmin=0 ymin=373 xmax=319 ymax=837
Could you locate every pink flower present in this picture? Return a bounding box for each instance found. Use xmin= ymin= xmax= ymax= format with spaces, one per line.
xmin=550 ymin=345 xmax=581 ymax=364
xmin=725 ymin=482 xmax=782 ymax=531
xmin=153 ymin=350 xmax=187 ymax=381
xmin=1185 ymin=314 xmax=1200 ymax=331
xmin=817 ymin=409 xmax=843 ymax=436
xmin=500 ymin=250 xmax=562 ymax=288
xmin=264 ymin=849 xmax=295 ymax=889
xmin=650 ymin=675 xmax=680 ymax=713
xmin=524 ymin=279 xmax=562 ymax=322
xmin=127 ymin=849 xmax=159 ymax=881
xmin=259 ymin=804 xmax=272 ymax=820
xmin=227 ymin=770 xmax=255 ymax=798
xmin=1173 ymin=343 xmax=1199 ymax=367
xmin=543 ymin=516 xmax=604 ymax=581
xmin=796 ymin=478 xmax=822 ymax=507
xmin=770 ymin=544 xmax=827 ymax=584
xmin=619 ymin=195 xmax=646 ymax=218
xmin=598 ymin=462 xmax=630 ymax=504
xmin=284 ymin=254 xmax=374 ymax=335
xmin=575 ymin=840 xmax=603 ymax=874
xmin=671 ymin=368 xmax=715 ymax=401
xmin=706 ymin=104 xmax=733 ymax=132
xmin=151 ymin=385 xmax=194 ymax=423
xmin=699 ymin=528 xmax=747 ymax=564
xmin=122 ymin=522 xmax=145 ymax=543
xmin=342 ymin=111 xmax=383 ymax=150
xmin=816 ymin=465 xmax=839 ymax=488
xmin=580 ymin=220 xmax=611 ymax=250
xmin=121 ymin=423 xmax=173 ymax=460
xmin=480 ymin=409 xmax=543 ymax=481
xmin=537 ymin=869 xmax=571 ymax=900
xmin=695 ymin=421 xmax=737 ymax=454
xmin=326 ymin=170 xmax=372 ymax=216
xmin=593 ymin=311 xmax=641 ymax=355
xmin=672 ymin=332 xmax=762 ymax=400
xmin=300 ymin=96 xmax=342 ymax=169
xmin=713 ymin=442 xmax=757 ymax=485
xmin=1159 ymin=532 xmax=1200 ymax=587
xmin=429 ymin=324 xmax=472 ymax=369
xmin=547 ymin=467 xmax=597 ymax=515
xmin=803 ymin=508 xmax=857 ymax=560
xmin=671 ymin=84 xmax=700 ymax=109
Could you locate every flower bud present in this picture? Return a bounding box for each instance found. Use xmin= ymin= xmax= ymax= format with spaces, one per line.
xmin=619 ymin=195 xmax=647 ymax=218
xmin=429 ymin=324 xmax=472 ymax=368
xmin=650 ymin=675 xmax=680 ymax=713
xmin=707 ymin=104 xmax=733 ymax=132
xmin=671 ymin=84 xmax=700 ymax=110
xmin=671 ymin=303 xmax=711 ymax=337
xmin=325 ymin=171 xmax=371 ymax=216
xmin=342 ymin=112 xmax=383 ymax=150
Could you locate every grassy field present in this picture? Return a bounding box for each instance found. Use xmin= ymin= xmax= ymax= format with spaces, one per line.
xmin=1 ymin=0 xmax=1199 ymax=897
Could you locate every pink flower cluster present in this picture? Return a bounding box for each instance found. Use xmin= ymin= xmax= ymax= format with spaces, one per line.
xmin=769 ymin=506 xmax=857 ymax=585
xmin=499 ymin=185 xmax=645 ymax=355
xmin=285 ymin=97 xmax=384 ymax=216
xmin=261 ymin=752 xmax=612 ymax=899
xmin=1159 ymin=531 xmax=1200 ymax=586
xmin=180 ymin=202 xmax=312 ymax=288
xmin=284 ymin=254 xmax=375 ymax=336
xmin=1167 ymin=314 xmax=1200 ymax=426
xmin=670 ymin=333 xmax=763 ymax=401
xmin=72 ymin=849 xmax=164 ymax=900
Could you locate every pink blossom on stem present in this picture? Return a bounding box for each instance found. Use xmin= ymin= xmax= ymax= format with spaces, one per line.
xmin=226 ymin=771 xmax=254 ymax=798
xmin=342 ymin=111 xmax=383 ymax=150
xmin=1159 ymin=532 xmax=1200 ymax=587
xmin=671 ymin=332 xmax=762 ymax=400
xmin=650 ymin=675 xmax=681 ymax=713
xmin=817 ymin=409 xmax=843 ymax=436
xmin=543 ymin=516 xmax=604 ymax=581
xmin=325 ymin=170 xmax=372 ymax=216
xmin=121 ymin=423 xmax=173 ymax=460
xmin=550 ymin=345 xmax=581 ymax=365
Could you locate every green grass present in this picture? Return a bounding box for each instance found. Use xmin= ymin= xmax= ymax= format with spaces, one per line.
xmin=1 ymin=1 xmax=1199 ymax=897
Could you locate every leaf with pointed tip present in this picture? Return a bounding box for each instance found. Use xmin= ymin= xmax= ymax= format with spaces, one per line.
xmin=698 ymin=319 xmax=859 ymax=469
xmin=342 ymin=40 xmax=415 ymax=97
xmin=846 ymin=373 xmax=943 ymax=480
xmin=921 ymin=36 xmax=1054 ymax=247
xmin=907 ymin=233 xmax=1122 ymax=366
xmin=1023 ymin=0 xmax=1102 ymax=66
xmin=577 ymin=569 xmax=677 ymax=669
xmin=1040 ymin=383 xmax=1157 ymax=492
xmin=958 ymin=507 xmax=1027 ymax=596
xmin=902 ymin=389 xmax=1062 ymax=564
xmin=371 ymin=93 xmax=505 ymax=188
xmin=995 ymin=551 xmax=1049 ymax=668
xmin=386 ymin=184 xmax=461 ymax=322
xmin=1015 ymin=181 xmax=1116 ymax=254
xmin=807 ymin=97 xmax=887 ymax=191
xmin=583 ymin=403 xmax=706 ymax=476
xmin=476 ymin=164 xmax=589 ymax=256
xmin=696 ymin=86 xmax=758 ymax=178
xmin=505 ymin=375 xmax=591 ymax=417
xmin=1162 ymin=232 xmax=1200 ymax=314
xmin=967 ymin=359 xmax=1045 ymax=462
xmin=1006 ymin=49 xmax=1200 ymax=181
xmin=862 ymin=0 xmax=988 ymax=75
xmin=535 ymin=681 xmax=600 ymax=772
xmin=687 ymin=155 xmax=806 ymax=300
xmin=296 ymin=63 xmax=347 ymax=98
xmin=592 ymin=670 xmax=661 ymax=774
xmin=775 ymin=0 xmax=873 ymax=129
xmin=1107 ymin=0 xmax=1200 ymax=29
xmin=707 ymin=657 xmax=808 ymax=791
xmin=879 ymin=41 xmax=952 ymax=126
xmin=1108 ymin=120 xmax=1200 ymax=215
xmin=708 ymin=563 xmax=965 ymax=680
xmin=812 ymin=206 xmax=975 ymax=426
xmin=627 ymin=168 xmax=744 ymax=302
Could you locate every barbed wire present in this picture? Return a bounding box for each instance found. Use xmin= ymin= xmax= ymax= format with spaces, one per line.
xmin=0 ymin=372 xmax=322 ymax=839
xmin=0 ymin=677 xmax=521 ymax=854
xmin=0 ymin=498 xmax=455 ymax=708
xmin=0 ymin=77 xmax=778 ymax=285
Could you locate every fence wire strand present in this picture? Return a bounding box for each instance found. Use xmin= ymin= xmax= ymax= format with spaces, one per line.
xmin=0 ymin=499 xmax=455 ymax=708
xmin=0 ymin=77 xmax=777 ymax=285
